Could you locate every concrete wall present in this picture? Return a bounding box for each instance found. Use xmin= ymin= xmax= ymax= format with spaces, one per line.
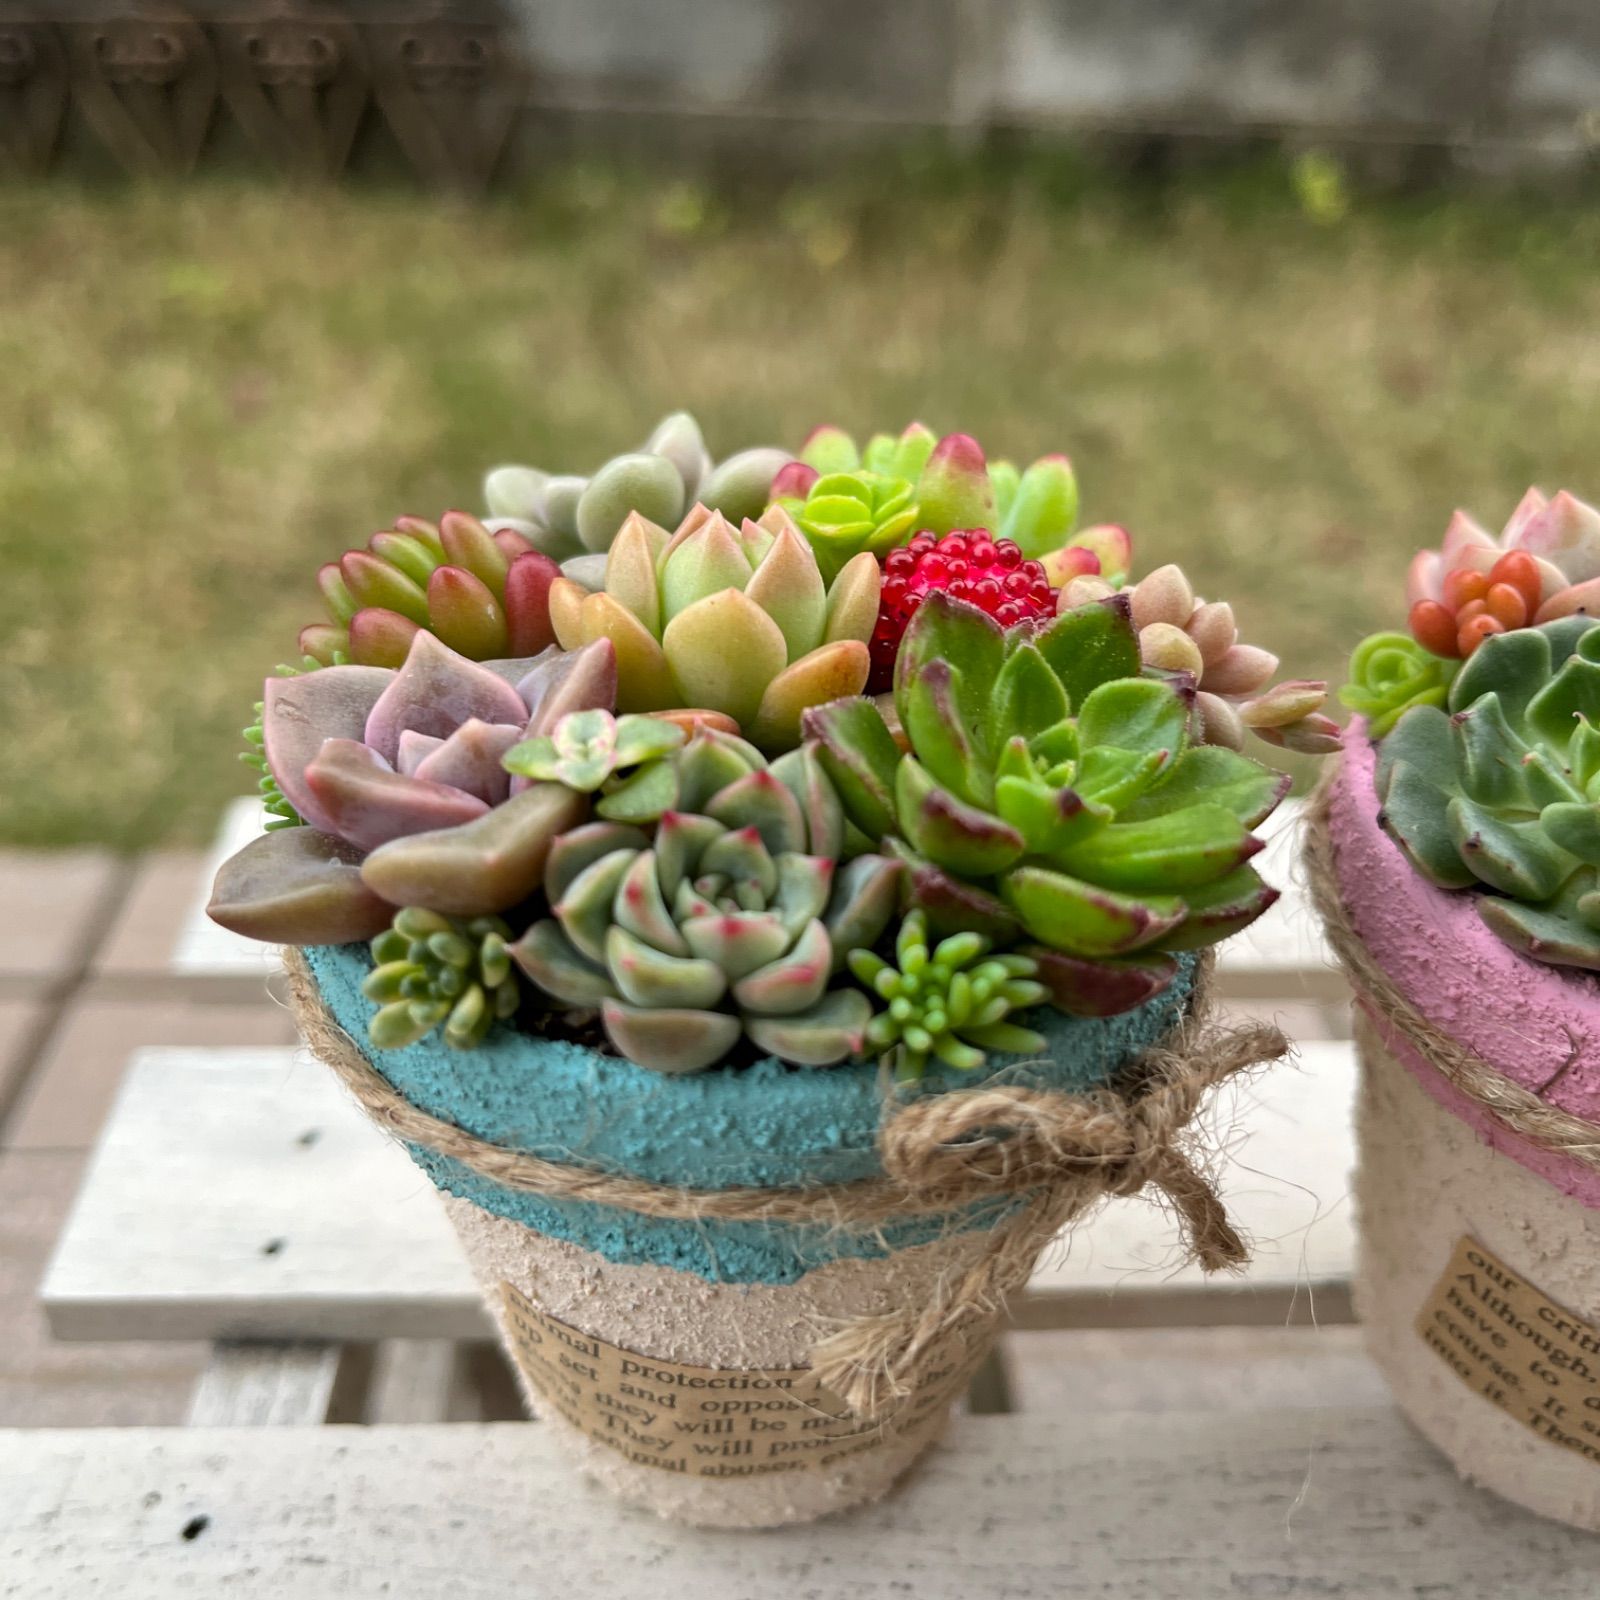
xmin=502 ymin=0 xmax=1600 ymax=153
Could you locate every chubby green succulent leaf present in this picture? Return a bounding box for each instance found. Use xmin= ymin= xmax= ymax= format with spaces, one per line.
xmin=1000 ymin=455 xmax=1079 ymax=560
xmin=744 ymin=988 xmax=872 ymax=1067
xmin=1476 ymin=873 xmax=1600 ymax=971
xmin=893 ymin=592 xmax=1004 ymax=739
xmin=511 ymin=919 xmax=619 ymax=1006
xmin=1447 ymin=627 xmax=1552 ymax=726
xmin=1048 ymin=804 xmax=1255 ymax=893
xmin=1452 ymin=695 xmax=1533 ymax=811
xmin=1376 ymin=704 xmax=1458 ymax=799
xmin=601 ymin=999 xmax=743 ymax=1074
xmin=1158 ymin=867 xmax=1279 ymax=951
xmin=1121 ymin=745 xmax=1288 ymax=829
xmin=1379 ymin=760 xmax=1476 ymax=889
xmin=1526 ymin=655 xmax=1600 ymax=752
xmin=1078 ymin=677 xmax=1190 ymax=765
xmin=896 ymin=757 xmax=1027 ymax=877
xmin=1030 ymin=598 xmax=1141 ymax=713
xmin=899 ymin=659 xmax=990 ymax=807
xmin=607 ymin=925 xmax=728 ymax=1009
xmin=1447 ymin=796 xmax=1576 ymax=901
xmin=988 ymin=640 xmax=1070 ymax=752
xmin=1538 ymin=802 xmax=1600 ymax=868
xmin=993 ymin=771 xmax=1097 ymax=858
xmin=595 ymin=760 xmax=680 ymax=824
xmin=1001 ymin=865 xmax=1185 ymax=958
xmin=769 ymin=744 xmax=845 ymax=860
xmin=1024 ymin=946 xmax=1179 ymax=1019
xmin=804 ymin=696 xmax=902 ymax=843
xmin=886 ymin=838 xmax=1020 ymax=944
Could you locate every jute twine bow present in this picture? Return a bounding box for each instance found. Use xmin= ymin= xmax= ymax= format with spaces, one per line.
xmin=284 ymin=948 xmax=1286 ymax=1417
xmin=1303 ymin=771 xmax=1600 ymax=1174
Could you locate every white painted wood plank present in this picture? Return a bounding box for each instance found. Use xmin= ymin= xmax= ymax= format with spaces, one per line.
xmin=174 ymin=798 xmax=1343 ymax=996
xmin=1029 ymin=1040 xmax=1356 ymax=1305
xmin=186 ymin=1343 xmax=342 ymax=1427
xmin=40 ymin=1047 xmax=485 ymax=1344
xmin=42 ymin=1041 xmax=1356 ymax=1344
xmin=3 ymin=1412 xmax=1593 ymax=1598
xmin=1005 ymin=1326 xmax=1389 ymax=1415
xmin=169 ymin=796 xmax=280 ymax=982
xmin=1214 ymin=797 xmax=1343 ymax=998
xmin=366 ymin=1340 xmax=466 ymax=1425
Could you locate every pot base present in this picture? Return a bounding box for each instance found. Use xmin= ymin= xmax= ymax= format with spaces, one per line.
xmin=446 ymin=1196 xmax=999 ymax=1528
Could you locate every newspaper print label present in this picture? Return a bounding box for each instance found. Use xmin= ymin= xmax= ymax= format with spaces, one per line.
xmin=500 ymin=1281 xmax=976 ymax=1479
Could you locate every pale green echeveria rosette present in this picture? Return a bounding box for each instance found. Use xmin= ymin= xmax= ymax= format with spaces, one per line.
xmin=482 ymin=411 xmax=792 ymax=587
xmin=1338 ymin=631 xmax=1458 ymax=739
xmin=545 ymin=503 xmax=880 ymax=753
xmin=510 ymin=743 xmax=901 ymax=1073
xmin=1375 ymin=615 xmax=1600 ymax=968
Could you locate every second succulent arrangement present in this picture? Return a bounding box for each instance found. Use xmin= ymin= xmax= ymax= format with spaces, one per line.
xmin=1342 ymin=489 xmax=1600 ymax=969
xmin=212 ymin=413 xmax=1337 ymax=1077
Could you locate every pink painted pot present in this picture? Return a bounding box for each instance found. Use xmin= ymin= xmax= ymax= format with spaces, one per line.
xmin=1324 ymin=727 xmax=1600 ymax=1531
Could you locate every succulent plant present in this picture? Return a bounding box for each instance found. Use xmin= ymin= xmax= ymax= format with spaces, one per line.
xmin=546 ymin=504 xmax=880 ymax=751
xmin=241 ymin=702 xmax=304 ymax=829
xmin=1408 ymin=490 xmax=1600 ymax=660
xmin=1066 ymin=563 xmax=1340 ymax=755
xmin=807 ymin=592 xmax=1290 ymax=1016
xmin=1374 ymin=615 xmax=1600 ymax=968
xmin=849 ymin=909 xmax=1047 ymax=1080
xmin=502 ymin=709 xmax=687 ymax=817
xmin=771 ymin=424 xmax=1090 ymax=579
xmin=364 ymin=908 xmax=520 ymax=1050
xmin=302 ymin=512 xmax=561 ymax=668
xmin=511 ymin=769 xmax=899 ymax=1072
xmin=207 ymin=633 xmax=613 ymax=943
xmin=483 ymin=412 xmax=791 ymax=583
xmin=869 ymin=531 xmax=1056 ymax=694
xmin=1338 ymin=632 xmax=1458 ymax=739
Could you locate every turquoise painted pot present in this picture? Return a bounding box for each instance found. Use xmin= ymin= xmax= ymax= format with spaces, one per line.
xmin=302 ymin=943 xmax=1203 ymax=1526
xmin=306 ymin=942 xmax=1200 ymax=1287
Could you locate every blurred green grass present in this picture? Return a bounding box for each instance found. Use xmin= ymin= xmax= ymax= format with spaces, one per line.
xmin=5 ymin=151 xmax=1600 ymax=850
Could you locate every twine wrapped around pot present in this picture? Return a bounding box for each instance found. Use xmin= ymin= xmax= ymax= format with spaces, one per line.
xmin=1302 ymin=776 xmax=1600 ymax=1178
xmin=284 ymin=947 xmax=1285 ymax=1418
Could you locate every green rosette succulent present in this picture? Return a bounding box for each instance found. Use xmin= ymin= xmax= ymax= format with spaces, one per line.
xmin=511 ymin=756 xmax=899 ymax=1073
xmin=1375 ymin=615 xmax=1600 ymax=968
xmin=483 ymin=412 xmax=791 ymax=584
xmin=849 ymin=909 xmax=1048 ymax=1081
xmin=364 ymin=908 xmax=519 ymax=1050
xmin=771 ymin=423 xmax=1081 ymax=580
xmin=1339 ymin=631 xmax=1457 ymax=739
xmin=807 ymin=592 xmax=1289 ymax=1017
xmin=545 ymin=504 xmax=880 ymax=751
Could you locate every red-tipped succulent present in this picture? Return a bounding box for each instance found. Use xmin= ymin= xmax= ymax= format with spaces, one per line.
xmin=302 ymin=512 xmax=561 ymax=668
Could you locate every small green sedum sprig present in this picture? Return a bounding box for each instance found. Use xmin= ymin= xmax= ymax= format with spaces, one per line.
xmin=849 ymin=910 xmax=1047 ymax=1081
xmin=364 ymin=908 xmax=520 ymax=1050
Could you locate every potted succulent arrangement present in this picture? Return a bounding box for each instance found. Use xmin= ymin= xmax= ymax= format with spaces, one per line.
xmin=210 ymin=413 xmax=1333 ymax=1528
xmin=1320 ymin=489 xmax=1600 ymax=1531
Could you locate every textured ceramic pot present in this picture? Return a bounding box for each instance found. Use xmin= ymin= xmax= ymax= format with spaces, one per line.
xmin=1324 ymin=727 xmax=1600 ymax=1531
xmin=304 ymin=941 xmax=1200 ymax=1527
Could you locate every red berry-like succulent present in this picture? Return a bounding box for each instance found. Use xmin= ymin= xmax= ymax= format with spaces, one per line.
xmin=869 ymin=530 xmax=1054 ymax=693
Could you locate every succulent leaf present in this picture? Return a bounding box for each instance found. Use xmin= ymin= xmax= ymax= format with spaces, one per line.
xmin=363 ymin=911 xmax=519 ymax=1051
xmin=207 ymin=827 xmax=394 ymax=945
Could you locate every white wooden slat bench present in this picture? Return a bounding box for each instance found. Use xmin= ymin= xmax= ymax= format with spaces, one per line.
xmin=174 ymin=794 xmax=1343 ymax=1000
xmin=7 ymin=1408 xmax=1597 ymax=1597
